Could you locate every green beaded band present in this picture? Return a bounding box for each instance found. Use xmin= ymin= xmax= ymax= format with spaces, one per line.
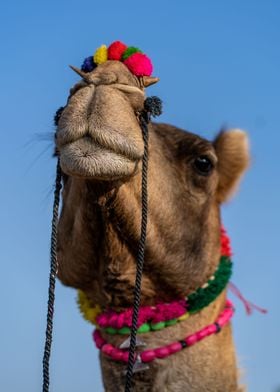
xmin=102 ymin=256 xmax=232 ymax=335
xmin=104 ymin=317 xmax=186 ymax=335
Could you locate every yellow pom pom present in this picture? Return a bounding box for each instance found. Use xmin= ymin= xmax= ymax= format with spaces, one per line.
xmin=94 ymin=45 xmax=108 ymax=64
xmin=87 ymin=305 xmax=101 ymax=325
xmin=77 ymin=290 xmax=101 ymax=325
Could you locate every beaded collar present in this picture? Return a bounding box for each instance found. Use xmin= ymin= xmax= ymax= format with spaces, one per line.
xmin=93 ymin=300 xmax=234 ymax=365
xmin=77 ymin=227 xmax=232 ymax=335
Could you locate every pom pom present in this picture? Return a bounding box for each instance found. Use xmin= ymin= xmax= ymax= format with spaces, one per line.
xmin=81 ymin=56 xmax=97 ymax=73
xmin=144 ymin=97 xmax=163 ymax=117
xmin=124 ymin=52 xmax=153 ymax=76
xmin=86 ymin=306 xmax=100 ymax=325
xmin=94 ymin=45 xmax=108 ymax=64
xmin=122 ymin=46 xmax=142 ymax=61
xmin=108 ymin=41 xmax=127 ymax=61
xmin=220 ymin=227 xmax=232 ymax=257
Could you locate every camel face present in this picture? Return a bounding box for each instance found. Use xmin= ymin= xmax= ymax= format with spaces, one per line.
xmin=56 ymin=61 xmax=146 ymax=180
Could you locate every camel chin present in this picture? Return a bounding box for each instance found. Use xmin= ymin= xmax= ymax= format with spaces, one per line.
xmin=59 ymin=137 xmax=138 ymax=180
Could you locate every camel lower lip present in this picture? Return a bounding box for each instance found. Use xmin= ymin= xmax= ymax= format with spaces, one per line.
xmin=59 ymin=137 xmax=138 ymax=180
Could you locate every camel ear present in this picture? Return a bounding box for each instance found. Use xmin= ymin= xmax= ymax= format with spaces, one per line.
xmin=213 ymin=129 xmax=250 ymax=203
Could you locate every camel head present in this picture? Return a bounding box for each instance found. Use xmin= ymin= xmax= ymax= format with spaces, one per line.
xmin=55 ymin=43 xmax=250 ymax=307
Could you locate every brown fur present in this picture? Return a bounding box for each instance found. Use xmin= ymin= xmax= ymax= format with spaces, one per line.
xmin=55 ymin=60 xmax=249 ymax=391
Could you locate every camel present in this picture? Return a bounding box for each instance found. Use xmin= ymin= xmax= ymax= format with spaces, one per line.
xmin=54 ymin=44 xmax=250 ymax=391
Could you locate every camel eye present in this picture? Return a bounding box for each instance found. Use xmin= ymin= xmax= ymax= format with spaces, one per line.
xmin=193 ymin=156 xmax=213 ymax=176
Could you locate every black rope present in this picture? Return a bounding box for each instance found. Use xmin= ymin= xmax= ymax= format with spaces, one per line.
xmin=42 ymin=159 xmax=62 ymax=392
xmin=124 ymin=117 xmax=149 ymax=392
xmin=124 ymin=97 xmax=162 ymax=392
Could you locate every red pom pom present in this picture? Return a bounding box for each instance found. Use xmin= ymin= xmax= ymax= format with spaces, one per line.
xmin=220 ymin=227 xmax=232 ymax=257
xmin=123 ymin=52 xmax=153 ymax=76
xmin=107 ymin=41 xmax=127 ymax=61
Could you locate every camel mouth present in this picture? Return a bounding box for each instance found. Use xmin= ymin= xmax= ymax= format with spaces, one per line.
xmin=59 ymin=136 xmax=139 ymax=180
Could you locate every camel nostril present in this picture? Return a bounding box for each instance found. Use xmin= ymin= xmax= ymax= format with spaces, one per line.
xmin=85 ymin=130 xmax=91 ymax=138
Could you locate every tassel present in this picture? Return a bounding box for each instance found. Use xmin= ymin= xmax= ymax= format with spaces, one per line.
xmin=228 ymin=282 xmax=267 ymax=315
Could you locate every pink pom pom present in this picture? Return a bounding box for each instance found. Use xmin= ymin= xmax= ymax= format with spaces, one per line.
xmin=123 ymin=309 xmax=133 ymax=327
xmin=124 ymin=52 xmax=153 ymax=76
xmin=101 ymin=343 xmax=114 ymax=356
xmin=110 ymin=348 xmax=124 ymax=361
xmin=115 ymin=313 xmax=126 ymax=329
xmin=96 ymin=314 xmax=109 ymax=328
xmin=92 ymin=330 xmax=105 ymax=348
xmin=138 ymin=306 xmax=154 ymax=325
xmin=122 ymin=351 xmax=130 ymax=363
xmin=108 ymin=41 xmax=127 ymax=61
xmin=109 ymin=313 xmax=119 ymax=328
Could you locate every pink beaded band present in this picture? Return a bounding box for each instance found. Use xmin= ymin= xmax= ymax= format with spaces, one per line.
xmin=93 ymin=299 xmax=234 ymax=364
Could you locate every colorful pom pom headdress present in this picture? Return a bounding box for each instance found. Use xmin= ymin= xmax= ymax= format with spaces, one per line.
xmin=80 ymin=40 xmax=154 ymax=77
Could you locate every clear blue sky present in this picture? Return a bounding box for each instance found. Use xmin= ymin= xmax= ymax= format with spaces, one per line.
xmin=1 ymin=1 xmax=279 ymax=391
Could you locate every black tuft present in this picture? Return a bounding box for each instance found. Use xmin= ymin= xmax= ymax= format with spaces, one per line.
xmin=54 ymin=107 xmax=65 ymax=127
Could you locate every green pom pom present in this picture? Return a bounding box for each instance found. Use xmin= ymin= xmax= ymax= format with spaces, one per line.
xmin=151 ymin=321 xmax=166 ymax=331
xmin=118 ymin=327 xmax=131 ymax=335
xmin=165 ymin=319 xmax=177 ymax=326
xmin=137 ymin=323 xmax=151 ymax=333
xmin=105 ymin=327 xmax=117 ymax=335
xmin=122 ymin=46 xmax=142 ymax=61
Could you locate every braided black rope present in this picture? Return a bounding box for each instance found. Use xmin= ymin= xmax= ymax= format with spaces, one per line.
xmin=42 ymin=159 xmax=62 ymax=392
xmin=124 ymin=97 xmax=162 ymax=392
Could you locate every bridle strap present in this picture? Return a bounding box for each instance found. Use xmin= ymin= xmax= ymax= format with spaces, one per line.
xmin=124 ymin=97 xmax=162 ymax=392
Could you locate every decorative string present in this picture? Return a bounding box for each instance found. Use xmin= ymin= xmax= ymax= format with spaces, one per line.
xmin=124 ymin=115 xmax=149 ymax=392
xmin=42 ymin=159 xmax=62 ymax=392
xmin=228 ymin=282 xmax=267 ymax=315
